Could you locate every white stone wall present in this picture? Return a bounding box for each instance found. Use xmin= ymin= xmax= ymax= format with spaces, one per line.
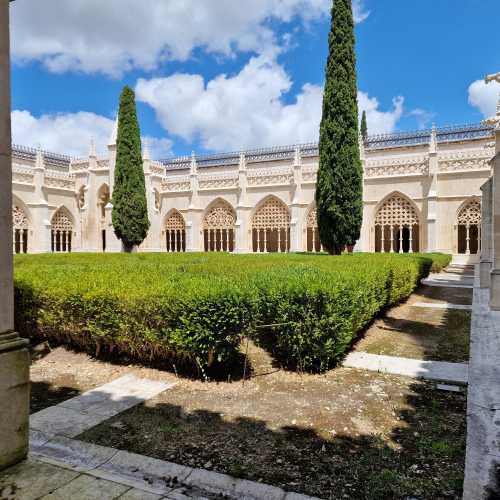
xmin=11 ymin=123 xmax=495 ymax=258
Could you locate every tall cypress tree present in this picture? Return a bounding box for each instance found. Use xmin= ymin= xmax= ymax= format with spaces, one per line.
xmin=316 ymin=0 xmax=363 ymax=254
xmin=361 ymin=110 xmax=368 ymax=140
xmin=112 ymin=86 xmax=150 ymax=252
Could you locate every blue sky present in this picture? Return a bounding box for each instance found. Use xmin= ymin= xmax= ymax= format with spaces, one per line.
xmin=9 ymin=0 xmax=500 ymax=158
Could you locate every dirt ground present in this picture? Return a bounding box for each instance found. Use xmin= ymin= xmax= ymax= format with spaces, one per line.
xmin=30 ymin=275 xmax=469 ymax=499
xmin=352 ymin=284 xmax=472 ymax=363
xmin=30 ymin=340 xmax=465 ymax=500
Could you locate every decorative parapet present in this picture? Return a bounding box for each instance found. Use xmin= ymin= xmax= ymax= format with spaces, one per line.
xmin=438 ymin=149 xmax=494 ymax=173
xmin=198 ymin=171 xmax=239 ymax=190
xmin=366 ymin=123 xmax=494 ymax=150
xmin=302 ymin=165 xmax=318 ymax=183
xmin=247 ymin=166 xmax=293 ymax=186
xmin=44 ymin=171 xmax=76 ymax=190
xmin=161 ymin=175 xmax=191 ymax=193
xmin=12 ymin=164 xmax=35 ymax=184
xmin=149 ymin=161 xmax=165 ymax=176
xmin=13 ymin=144 xmax=71 ymax=171
xmin=365 ymin=156 xmax=429 ymax=178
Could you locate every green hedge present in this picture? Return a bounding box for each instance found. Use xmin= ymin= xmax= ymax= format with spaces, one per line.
xmin=14 ymin=252 xmax=450 ymax=374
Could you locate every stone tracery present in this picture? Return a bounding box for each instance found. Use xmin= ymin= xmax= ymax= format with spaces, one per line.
xmin=12 ymin=206 xmax=29 ymax=254
xmin=51 ymin=207 xmax=73 ymax=253
xmin=457 ymin=199 xmax=481 ymax=255
xmin=374 ymin=194 xmax=419 ymax=253
xmin=252 ymin=197 xmax=290 ymax=253
xmin=203 ymin=201 xmax=235 ymax=252
xmin=165 ymin=211 xmax=186 ymax=252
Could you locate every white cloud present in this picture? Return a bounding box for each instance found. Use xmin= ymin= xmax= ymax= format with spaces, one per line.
xmin=408 ymin=108 xmax=435 ymax=130
xmin=137 ymin=56 xmax=402 ymax=152
xmin=357 ymin=92 xmax=404 ymax=136
xmin=353 ymin=0 xmax=371 ymax=23
xmin=10 ymin=0 xmax=369 ymax=77
xmin=468 ymin=79 xmax=500 ymax=118
xmin=11 ymin=110 xmax=172 ymax=159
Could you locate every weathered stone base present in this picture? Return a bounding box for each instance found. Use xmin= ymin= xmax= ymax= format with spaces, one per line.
xmin=490 ymin=269 xmax=500 ymax=310
xmin=480 ymin=260 xmax=492 ymax=289
xmin=0 ymin=341 xmax=30 ymax=471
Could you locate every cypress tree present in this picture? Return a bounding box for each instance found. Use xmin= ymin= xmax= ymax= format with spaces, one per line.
xmin=112 ymin=86 xmax=150 ymax=252
xmin=361 ymin=110 xmax=368 ymax=140
xmin=316 ymin=0 xmax=363 ymax=254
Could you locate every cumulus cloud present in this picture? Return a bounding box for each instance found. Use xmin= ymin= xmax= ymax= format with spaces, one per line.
xmin=468 ymin=79 xmax=500 ymax=118
xmin=11 ymin=110 xmax=172 ymax=159
xmin=358 ymin=92 xmax=404 ymax=136
xmin=136 ymin=56 xmax=402 ymax=152
xmin=10 ymin=0 xmax=369 ymax=77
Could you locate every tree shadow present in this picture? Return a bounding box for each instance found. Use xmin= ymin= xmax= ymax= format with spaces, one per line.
xmin=73 ymin=380 xmax=467 ymax=500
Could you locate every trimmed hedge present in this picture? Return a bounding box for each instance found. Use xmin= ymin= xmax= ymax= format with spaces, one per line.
xmin=14 ymin=252 xmax=450 ymax=373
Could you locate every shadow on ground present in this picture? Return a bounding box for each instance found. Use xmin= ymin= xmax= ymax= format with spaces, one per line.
xmin=74 ymin=380 xmax=466 ymax=500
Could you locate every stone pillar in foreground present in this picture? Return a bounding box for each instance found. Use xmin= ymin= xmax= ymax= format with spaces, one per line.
xmin=490 ymin=115 xmax=500 ymax=309
xmin=0 ymin=0 xmax=30 ymax=471
xmin=480 ymin=178 xmax=493 ymax=288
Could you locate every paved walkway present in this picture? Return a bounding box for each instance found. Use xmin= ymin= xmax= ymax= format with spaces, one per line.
xmin=343 ymin=351 xmax=468 ymax=385
xmin=1 ymin=375 xmax=318 ymax=500
xmin=344 ymin=266 xmax=471 ymax=385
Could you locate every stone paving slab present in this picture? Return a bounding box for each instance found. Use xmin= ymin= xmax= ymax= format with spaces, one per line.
xmin=30 ymin=375 xmax=174 ymax=439
xmin=421 ymin=278 xmax=473 ymax=289
xmin=40 ymin=473 xmax=130 ymax=499
xmin=411 ymin=301 xmax=472 ymax=311
xmin=0 ymin=459 xmax=80 ymax=500
xmin=343 ymin=351 xmax=468 ymax=385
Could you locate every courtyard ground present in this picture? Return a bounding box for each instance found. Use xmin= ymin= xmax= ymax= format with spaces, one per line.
xmin=26 ymin=268 xmax=471 ymax=500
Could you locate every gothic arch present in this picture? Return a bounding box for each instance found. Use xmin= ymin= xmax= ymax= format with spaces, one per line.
xmin=202 ymin=198 xmax=236 ymax=252
xmin=97 ymin=184 xmax=110 ymax=219
xmin=12 ymin=196 xmax=31 ymax=254
xmin=456 ymin=197 xmax=481 ymax=255
xmin=51 ymin=206 xmax=74 ymax=253
xmin=374 ymin=192 xmax=420 ymax=253
xmin=305 ymin=204 xmax=321 ymax=252
xmin=251 ymin=195 xmax=290 ymax=253
xmin=164 ymin=209 xmax=186 ymax=252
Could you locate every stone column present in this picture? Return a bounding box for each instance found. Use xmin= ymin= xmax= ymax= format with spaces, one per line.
xmin=426 ymin=125 xmax=439 ymax=252
xmin=290 ymin=146 xmax=307 ymax=252
xmin=0 ymin=0 xmax=30 ymax=471
xmin=480 ymin=178 xmax=493 ymax=288
xmin=29 ymin=147 xmax=52 ymax=253
xmin=490 ymin=118 xmax=500 ymax=309
xmin=186 ymin=154 xmax=203 ymax=251
xmin=235 ymin=153 xmax=252 ymax=253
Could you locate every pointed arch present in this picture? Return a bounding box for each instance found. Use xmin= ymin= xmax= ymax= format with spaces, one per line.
xmin=456 ymin=197 xmax=481 ymax=255
xmin=51 ymin=206 xmax=74 ymax=253
xmin=164 ymin=209 xmax=186 ymax=252
xmin=305 ymin=204 xmax=321 ymax=252
xmin=374 ymin=192 xmax=420 ymax=253
xmin=202 ymin=198 xmax=236 ymax=252
xmin=12 ymin=195 xmax=30 ymax=254
xmin=251 ymin=195 xmax=290 ymax=253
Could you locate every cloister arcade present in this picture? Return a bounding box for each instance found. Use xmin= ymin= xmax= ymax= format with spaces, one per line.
xmin=252 ymin=197 xmax=291 ymax=253
xmin=374 ymin=193 xmax=420 ymax=253
xmin=12 ymin=205 xmax=29 ymax=254
xmin=51 ymin=207 xmax=74 ymax=253
xmin=203 ymin=200 xmax=236 ymax=252
xmin=164 ymin=211 xmax=186 ymax=252
xmin=456 ymin=198 xmax=482 ymax=255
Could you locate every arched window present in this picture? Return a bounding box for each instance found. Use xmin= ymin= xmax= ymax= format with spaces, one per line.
xmin=12 ymin=206 xmax=29 ymax=254
xmin=51 ymin=208 xmax=73 ymax=253
xmin=457 ymin=199 xmax=481 ymax=255
xmin=203 ymin=200 xmax=236 ymax=252
xmin=252 ymin=197 xmax=290 ymax=253
xmin=165 ymin=211 xmax=186 ymax=252
xmin=306 ymin=207 xmax=321 ymax=252
xmin=374 ymin=194 xmax=419 ymax=253
xmin=97 ymin=184 xmax=110 ymax=220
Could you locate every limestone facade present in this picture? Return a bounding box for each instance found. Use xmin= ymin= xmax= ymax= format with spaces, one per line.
xmin=11 ymin=122 xmax=494 ymax=261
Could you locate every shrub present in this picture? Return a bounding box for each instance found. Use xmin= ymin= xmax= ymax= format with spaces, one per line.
xmin=14 ymin=252 xmax=450 ymax=374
